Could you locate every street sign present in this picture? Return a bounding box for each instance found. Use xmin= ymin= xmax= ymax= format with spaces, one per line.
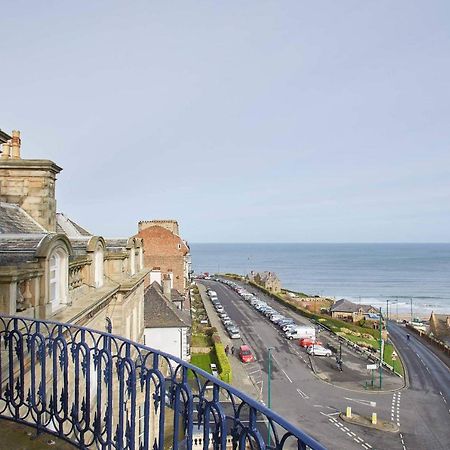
xmin=367 ymin=364 xmax=378 ymax=370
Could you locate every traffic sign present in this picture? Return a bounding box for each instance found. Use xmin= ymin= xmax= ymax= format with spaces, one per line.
xmin=367 ymin=364 xmax=378 ymax=370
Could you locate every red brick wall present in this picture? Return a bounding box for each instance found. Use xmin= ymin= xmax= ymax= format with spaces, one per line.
xmin=137 ymin=225 xmax=188 ymax=292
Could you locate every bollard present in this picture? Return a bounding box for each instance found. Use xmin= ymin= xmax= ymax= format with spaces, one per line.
xmin=372 ymin=412 xmax=377 ymax=425
xmin=346 ymin=406 xmax=352 ymax=418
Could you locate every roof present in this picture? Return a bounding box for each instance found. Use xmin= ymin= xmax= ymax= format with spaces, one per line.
xmin=56 ymin=213 xmax=92 ymax=237
xmin=0 ymin=203 xmax=46 ymax=234
xmin=0 ymin=235 xmax=46 ymax=264
xmin=430 ymin=312 xmax=450 ymax=344
xmin=0 ymin=129 xmax=12 ymax=144
xmin=331 ymin=299 xmax=377 ymax=313
xmin=144 ymin=282 xmax=191 ymax=328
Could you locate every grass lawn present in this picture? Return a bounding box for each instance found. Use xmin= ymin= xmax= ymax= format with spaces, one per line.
xmin=383 ymin=343 xmax=404 ymax=376
xmin=190 ymin=351 xmax=218 ymax=374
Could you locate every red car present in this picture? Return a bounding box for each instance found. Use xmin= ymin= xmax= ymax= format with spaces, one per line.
xmin=299 ymin=338 xmax=322 ymax=348
xmin=239 ymin=345 xmax=254 ymax=363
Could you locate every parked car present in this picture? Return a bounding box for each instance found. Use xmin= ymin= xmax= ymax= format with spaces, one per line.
xmin=218 ymin=312 xmax=228 ymax=319
xmin=306 ymin=345 xmax=332 ymax=357
xmin=239 ymin=345 xmax=254 ymax=363
xmin=299 ymin=338 xmax=322 ymax=348
xmin=228 ymin=327 xmax=241 ymax=339
xmin=215 ymin=304 xmax=224 ymax=313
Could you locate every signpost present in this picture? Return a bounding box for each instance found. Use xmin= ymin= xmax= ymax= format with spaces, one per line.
xmin=367 ymin=364 xmax=378 ymax=388
xmin=391 ymin=351 xmax=397 ymax=374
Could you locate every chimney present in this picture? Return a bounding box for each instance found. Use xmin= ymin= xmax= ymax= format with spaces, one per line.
xmin=0 ymin=130 xmax=62 ymax=232
xmin=162 ymin=274 xmax=171 ymax=301
xmin=11 ymin=130 xmax=21 ymax=159
xmin=1 ymin=141 xmax=10 ymax=159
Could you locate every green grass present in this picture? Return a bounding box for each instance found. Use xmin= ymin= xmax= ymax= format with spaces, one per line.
xmin=383 ymin=343 xmax=404 ymax=376
xmin=190 ymin=351 xmax=218 ymax=374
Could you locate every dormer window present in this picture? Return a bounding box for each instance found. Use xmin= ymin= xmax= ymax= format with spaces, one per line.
xmin=49 ymin=247 xmax=69 ymax=312
xmin=94 ymin=244 xmax=104 ymax=288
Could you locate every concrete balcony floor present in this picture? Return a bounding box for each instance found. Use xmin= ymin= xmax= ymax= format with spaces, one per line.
xmin=0 ymin=418 xmax=77 ymax=450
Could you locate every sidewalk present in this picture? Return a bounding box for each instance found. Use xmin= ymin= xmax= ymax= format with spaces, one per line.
xmin=197 ymin=283 xmax=262 ymax=402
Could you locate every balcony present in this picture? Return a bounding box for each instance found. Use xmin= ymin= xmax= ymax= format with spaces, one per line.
xmin=0 ymin=315 xmax=325 ymax=450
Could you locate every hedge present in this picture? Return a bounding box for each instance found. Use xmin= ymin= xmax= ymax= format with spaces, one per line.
xmin=213 ymin=336 xmax=232 ymax=383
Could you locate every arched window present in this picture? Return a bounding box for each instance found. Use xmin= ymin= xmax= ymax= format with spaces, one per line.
xmin=49 ymin=247 xmax=68 ymax=312
xmin=94 ymin=244 xmax=104 ymax=288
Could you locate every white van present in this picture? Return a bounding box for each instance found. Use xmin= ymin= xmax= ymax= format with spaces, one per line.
xmin=285 ymin=326 xmax=315 ymax=340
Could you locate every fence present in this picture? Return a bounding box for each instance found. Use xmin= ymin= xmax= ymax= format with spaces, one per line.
xmin=0 ymin=315 xmax=326 ymax=450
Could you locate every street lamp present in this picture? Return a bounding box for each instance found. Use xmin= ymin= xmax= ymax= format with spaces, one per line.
xmin=267 ymin=347 xmax=274 ymax=446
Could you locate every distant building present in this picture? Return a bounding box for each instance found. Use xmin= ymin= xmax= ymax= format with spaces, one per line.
xmin=137 ymin=220 xmax=191 ymax=293
xmin=429 ymin=312 xmax=450 ymax=346
xmin=248 ymin=271 xmax=282 ymax=293
xmin=330 ymin=299 xmax=379 ymax=323
xmin=143 ymin=278 xmax=191 ymax=362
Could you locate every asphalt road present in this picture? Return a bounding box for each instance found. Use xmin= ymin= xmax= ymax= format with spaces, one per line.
xmin=387 ymin=321 xmax=450 ymax=449
xmin=202 ymin=280 xmax=406 ymax=450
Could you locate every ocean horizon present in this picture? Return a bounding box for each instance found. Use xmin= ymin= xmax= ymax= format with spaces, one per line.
xmin=190 ymin=243 xmax=450 ymax=317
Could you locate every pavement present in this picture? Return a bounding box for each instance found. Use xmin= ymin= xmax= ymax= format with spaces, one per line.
xmin=199 ymin=279 xmax=407 ymax=450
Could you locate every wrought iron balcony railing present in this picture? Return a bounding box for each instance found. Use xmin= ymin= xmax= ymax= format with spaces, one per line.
xmin=0 ymin=315 xmax=326 ymax=450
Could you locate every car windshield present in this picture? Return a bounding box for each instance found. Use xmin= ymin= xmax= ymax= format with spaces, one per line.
xmin=241 ymin=350 xmax=251 ymax=356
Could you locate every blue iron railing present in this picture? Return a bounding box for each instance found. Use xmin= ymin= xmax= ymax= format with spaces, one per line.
xmin=0 ymin=315 xmax=326 ymax=450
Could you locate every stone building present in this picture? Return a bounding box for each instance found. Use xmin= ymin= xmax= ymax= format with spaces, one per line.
xmin=330 ymin=298 xmax=379 ymax=323
xmin=248 ymin=271 xmax=281 ymax=294
xmin=137 ymin=219 xmax=191 ymax=293
xmin=429 ymin=312 xmax=450 ymax=346
xmin=0 ymin=129 xmax=148 ymax=339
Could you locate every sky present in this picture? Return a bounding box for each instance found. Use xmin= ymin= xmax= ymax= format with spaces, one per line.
xmin=1 ymin=1 xmax=449 ymax=243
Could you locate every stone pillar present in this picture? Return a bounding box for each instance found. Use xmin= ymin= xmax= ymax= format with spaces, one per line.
xmin=1 ymin=142 xmax=10 ymax=159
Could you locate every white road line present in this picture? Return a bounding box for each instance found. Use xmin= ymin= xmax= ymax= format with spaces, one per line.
xmin=296 ymin=388 xmax=309 ymax=399
xmin=365 ymin=444 xmax=372 ymax=449
xmin=281 ymin=368 xmax=293 ymax=383
xmin=362 ymin=445 xmax=369 ymax=449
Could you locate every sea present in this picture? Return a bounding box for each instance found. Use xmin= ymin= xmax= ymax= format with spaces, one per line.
xmin=190 ymin=243 xmax=450 ymax=317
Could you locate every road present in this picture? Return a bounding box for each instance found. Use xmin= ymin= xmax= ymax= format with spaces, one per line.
xmin=202 ymin=280 xmax=406 ymax=450
xmin=387 ymin=321 xmax=450 ymax=449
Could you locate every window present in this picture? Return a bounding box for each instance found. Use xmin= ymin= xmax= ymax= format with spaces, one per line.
xmin=49 ymin=247 xmax=68 ymax=312
xmin=94 ymin=244 xmax=104 ymax=288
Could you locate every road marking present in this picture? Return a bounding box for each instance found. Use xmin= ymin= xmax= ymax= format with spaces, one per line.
xmin=281 ymin=368 xmax=293 ymax=383
xmin=296 ymin=388 xmax=309 ymax=399
xmin=345 ymin=397 xmax=376 ymax=407
xmin=362 ymin=445 xmax=370 ymax=449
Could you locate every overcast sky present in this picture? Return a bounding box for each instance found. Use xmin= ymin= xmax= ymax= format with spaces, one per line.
xmin=1 ymin=1 xmax=449 ymax=243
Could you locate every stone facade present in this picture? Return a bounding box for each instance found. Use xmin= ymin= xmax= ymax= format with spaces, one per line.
xmin=248 ymin=271 xmax=282 ymax=293
xmin=137 ymin=220 xmax=191 ymax=292
xmin=0 ymin=129 xmax=148 ymax=340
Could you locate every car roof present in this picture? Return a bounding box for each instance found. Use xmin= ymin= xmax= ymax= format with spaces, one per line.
xmin=240 ymin=344 xmax=251 ymax=351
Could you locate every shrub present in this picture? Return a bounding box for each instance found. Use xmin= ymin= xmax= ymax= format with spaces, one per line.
xmin=205 ymin=327 xmax=217 ymax=337
xmin=214 ymin=341 xmax=232 ymax=383
xmin=211 ymin=333 xmax=221 ymax=344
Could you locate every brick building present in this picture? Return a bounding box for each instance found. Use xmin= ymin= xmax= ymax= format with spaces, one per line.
xmin=137 ymin=220 xmax=191 ymax=293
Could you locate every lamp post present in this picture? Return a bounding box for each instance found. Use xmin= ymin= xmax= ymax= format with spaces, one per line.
xmin=378 ymin=308 xmax=383 ymax=389
xmin=267 ymin=347 xmax=274 ymax=446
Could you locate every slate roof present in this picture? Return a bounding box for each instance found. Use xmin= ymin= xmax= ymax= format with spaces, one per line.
xmin=56 ymin=213 xmax=92 ymax=237
xmin=0 ymin=203 xmax=46 ymax=234
xmin=330 ymin=298 xmax=376 ymax=313
xmin=0 ymin=235 xmax=46 ymax=264
xmin=144 ymin=282 xmax=191 ymax=328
